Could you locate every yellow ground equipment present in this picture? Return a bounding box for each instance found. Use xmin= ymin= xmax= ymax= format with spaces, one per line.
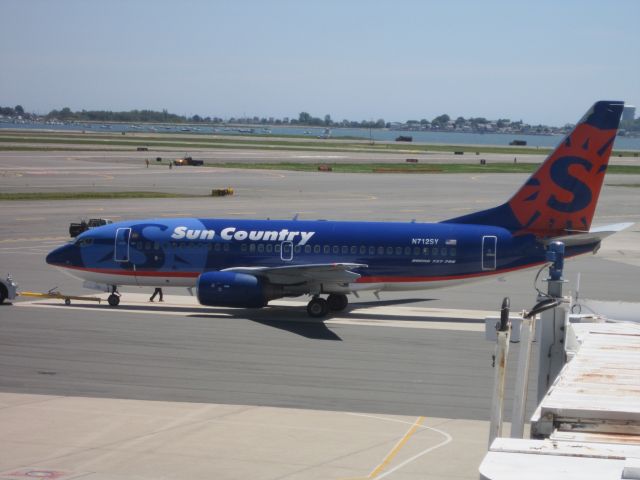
xmin=19 ymin=288 xmax=102 ymax=305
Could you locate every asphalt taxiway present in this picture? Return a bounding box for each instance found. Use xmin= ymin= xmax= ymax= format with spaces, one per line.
xmin=0 ymin=149 xmax=638 ymax=479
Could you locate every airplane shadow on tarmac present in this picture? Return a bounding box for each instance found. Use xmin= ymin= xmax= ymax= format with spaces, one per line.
xmin=32 ymin=296 xmax=481 ymax=341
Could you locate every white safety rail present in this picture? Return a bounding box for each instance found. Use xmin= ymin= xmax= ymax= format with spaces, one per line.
xmin=480 ymin=317 xmax=640 ymax=480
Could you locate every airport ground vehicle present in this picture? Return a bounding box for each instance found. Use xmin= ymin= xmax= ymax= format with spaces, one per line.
xmin=174 ymin=156 xmax=203 ymax=166
xmin=69 ymin=218 xmax=113 ymax=238
xmin=0 ymin=274 xmax=17 ymax=304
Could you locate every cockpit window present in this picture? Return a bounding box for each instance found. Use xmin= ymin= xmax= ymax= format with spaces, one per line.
xmin=78 ymin=237 xmax=94 ymax=247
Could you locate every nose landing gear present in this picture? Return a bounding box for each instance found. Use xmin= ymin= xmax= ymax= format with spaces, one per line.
xmin=107 ymin=285 xmax=120 ymax=307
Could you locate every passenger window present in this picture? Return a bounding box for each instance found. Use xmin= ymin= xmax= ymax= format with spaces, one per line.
xmin=341 ymin=246 xmax=348 ymax=254
xmin=333 ymin=246 xmax=339 ymax=254
xmin=266 ymin=244 xmax=273 ymax=253
xmin=223 ymin=243 xmax=230 ymax=252
xmin=432 ymin=247 xmax=439 ymax=256
xmin=413 ymin=247 xmax=421 ymax=256
xmin=369 ymin=246 xmax=376 ymax=255
xmin=214 ymin=243 xmax=221 ymax=252
xmin=377 ymin=246 xmax=384 ymax=255
xmin=395 ymin=246 xmax=402 ymax=255
xmin=404 ymin=246 xmax=411 ymax=255
xmin=360 ymin=246 xmax=367 ymax=255
xmin=294 ymin=246 xmax=301 ymax=253
xmin=441 ymin=247 xmax=448 ymax=256
xmin=450 ymin=248 xmax=456 ymax=257
xmin=304 ymin=245 xmax=311 ymax=254
xmin=386 ymin=246 xmax=393 ymax=255
xmin=249 ymin=244 xmax=256 ymax=253
xmin=324 ymin=245 xmax=330 ymax=254
xmin=258 ymin=244 xmax=265 ymax=253
xmin=422 ymin=247 xmax=429 ymax=255
xmin=313 ymin=245 xmax=320 ymax=254
xmin=275 ymin=244 xmax=281 ymax=253
xmin=241 ymin=244 xmax=247 ymax=252
xmin=350 ymin=246 xmax=357 ymax=254
xmin=154 ymin=242 xmax=160 ymax=250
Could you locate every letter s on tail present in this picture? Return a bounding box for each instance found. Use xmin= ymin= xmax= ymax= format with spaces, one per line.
xmin=443 ymin=101 xmax=624 ymax=238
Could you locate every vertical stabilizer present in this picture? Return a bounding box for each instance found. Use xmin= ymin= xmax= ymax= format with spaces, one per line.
xmin=443 ymin=101 xmax=624 ymax=237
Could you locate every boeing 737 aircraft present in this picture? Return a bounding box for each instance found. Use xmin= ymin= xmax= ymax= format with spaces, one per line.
xmin=46 ymin=101 xmax=629 ymax=317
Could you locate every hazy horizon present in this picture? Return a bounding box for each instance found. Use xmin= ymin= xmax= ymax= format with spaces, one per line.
xmin=1 ymin=0 xmax=638 ymax=125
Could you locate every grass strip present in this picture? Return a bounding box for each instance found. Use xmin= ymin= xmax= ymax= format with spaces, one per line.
xmin=208 ymin=162 xmax=640 ymax=174
xmin=0 ymin=191 xmax=203 ymax=201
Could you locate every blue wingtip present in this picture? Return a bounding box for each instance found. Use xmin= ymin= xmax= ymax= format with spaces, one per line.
xmin=581 ymin=101 xmax=624 ymax=130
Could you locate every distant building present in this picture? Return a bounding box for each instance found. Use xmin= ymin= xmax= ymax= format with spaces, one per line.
xmin=622 ymin=105 xmax=636 ymax=122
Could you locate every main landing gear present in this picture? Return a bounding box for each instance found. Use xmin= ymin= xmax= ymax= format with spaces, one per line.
xmin=107 ymin=285 xmax=120 ymax=307
xmin=306 ymin=293 xmax=349 ymax=318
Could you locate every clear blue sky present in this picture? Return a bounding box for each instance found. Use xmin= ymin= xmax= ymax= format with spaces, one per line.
xmin=1 ymin=0 xmax=638 ymax=125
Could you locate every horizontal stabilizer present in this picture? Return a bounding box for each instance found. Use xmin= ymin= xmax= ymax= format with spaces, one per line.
xmin=540 ymin=222 xmax=633 ymax=246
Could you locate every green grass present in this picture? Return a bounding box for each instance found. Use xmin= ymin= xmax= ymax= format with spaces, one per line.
xmin=0 ymin=191 xmax=204 ymax=201
xmin=208 ymin=162 xmax=640 ymax=174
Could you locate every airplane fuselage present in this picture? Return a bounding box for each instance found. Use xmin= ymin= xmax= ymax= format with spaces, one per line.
xmin=48 ymin=217 xmax=594 ymax=292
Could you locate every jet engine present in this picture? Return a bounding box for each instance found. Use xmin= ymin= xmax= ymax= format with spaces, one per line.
xmin=196 ymin=271 xmax=269 ymax=308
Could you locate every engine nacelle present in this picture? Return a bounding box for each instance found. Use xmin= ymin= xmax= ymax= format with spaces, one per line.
xmin=196 ymin=271 xmax=268 ymax=308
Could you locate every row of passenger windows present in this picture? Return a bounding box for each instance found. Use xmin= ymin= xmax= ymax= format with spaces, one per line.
xmin=129 ymin=240 xmax=456 ymax=257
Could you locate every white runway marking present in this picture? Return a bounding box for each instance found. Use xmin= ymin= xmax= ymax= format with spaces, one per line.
xmin=344 ymin=412 xmax=453 ymax=479
xmin=15 ymin=294 xmax=488 ymax=332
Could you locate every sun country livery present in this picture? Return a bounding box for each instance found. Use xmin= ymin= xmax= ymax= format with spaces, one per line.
xmin=47 ymin=101 xmax=631 ymax=317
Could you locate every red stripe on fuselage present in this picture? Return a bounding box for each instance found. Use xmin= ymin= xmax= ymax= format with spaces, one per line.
xmin=354 ymin=261 xmax=547 ymax=283
xmin=62 ymin=265 xmax=200 ymax=278
xmin=61 ymin=261 xmax=547 ymax=283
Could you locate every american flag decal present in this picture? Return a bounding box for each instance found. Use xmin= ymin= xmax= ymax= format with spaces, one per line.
xmin=445 ymin=239 xmax=457 ymax=246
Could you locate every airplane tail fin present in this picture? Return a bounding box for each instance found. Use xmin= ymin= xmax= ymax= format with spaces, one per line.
xmin=443 ymin=101 xmax=625 ymax=237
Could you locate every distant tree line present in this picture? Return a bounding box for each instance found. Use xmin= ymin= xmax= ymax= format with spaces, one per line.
xmin=2 ymin=104 xmax=640 ymax=132
xmin=43 ymin=107 xmax=225 ymax=124
xmin=0 ymin=105 xmax=27 ymax=117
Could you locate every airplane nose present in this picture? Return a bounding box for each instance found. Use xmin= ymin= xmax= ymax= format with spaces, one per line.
xmin=46 ymin=244 xmax=73 ymax=266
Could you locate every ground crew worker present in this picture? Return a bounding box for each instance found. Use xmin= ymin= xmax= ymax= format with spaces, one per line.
xmin=150 ymin=287 xmax=163 ymax=302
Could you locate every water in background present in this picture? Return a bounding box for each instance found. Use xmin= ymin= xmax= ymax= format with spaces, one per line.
xmin=2 ymin=120 xmax=639 ymax=150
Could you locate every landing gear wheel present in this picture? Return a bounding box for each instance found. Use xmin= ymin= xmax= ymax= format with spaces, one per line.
xmin=64 ymin=298 xmax=71 ymax=306
xmin=307 ymin=297 xmax=329 ymax=318
xmin=327 ymin=293 xmax=348 ymax=312
xmin=108 ymin=294 xmax=120 ymax=307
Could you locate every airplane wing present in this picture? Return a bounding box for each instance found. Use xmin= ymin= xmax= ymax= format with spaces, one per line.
xmin=541 ymin=222 xmax=634 ymax=246
xmin=222 ymin=263 xmax=367 ymax=285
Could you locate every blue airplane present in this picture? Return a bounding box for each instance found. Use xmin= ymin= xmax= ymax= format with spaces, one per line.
xmin=47 ymin=101 xmax=630 ymax=317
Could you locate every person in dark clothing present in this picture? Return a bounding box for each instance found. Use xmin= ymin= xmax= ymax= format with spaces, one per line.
xmin=150 ymin=287 xmax=163 ymax=302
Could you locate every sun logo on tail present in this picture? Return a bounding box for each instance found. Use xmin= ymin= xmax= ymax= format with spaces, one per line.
xmin=508 ymin=124 xmax=616 ymax=237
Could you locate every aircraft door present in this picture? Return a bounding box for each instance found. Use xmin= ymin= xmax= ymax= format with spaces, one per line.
xmin=482 ymin=235 xmax=497 ymax=270
xmin=280 ymin=241 xmax=293 ymax=261
xmin=114 ymin=227 xmax=131 ymax=262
